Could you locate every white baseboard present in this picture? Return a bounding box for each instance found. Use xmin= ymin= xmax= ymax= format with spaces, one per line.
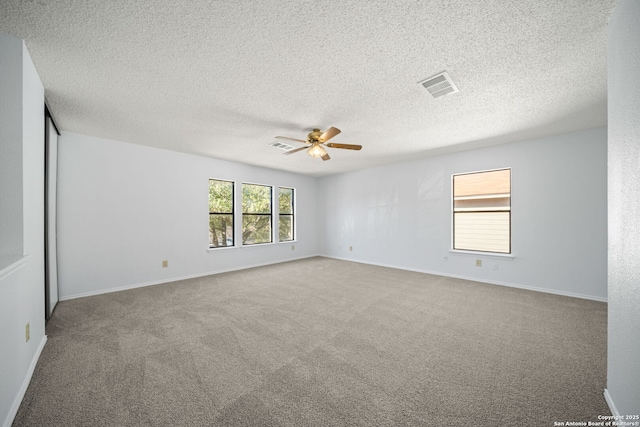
xmin=59 ymin=254 xmax=320 ymax=301
xmin=3 ymin=335 xmax=47 ymax=427
xmin=603 ymin=389 xmax=621 ymax=418
xmin=320 ymin=254 xmax=608 ymax=302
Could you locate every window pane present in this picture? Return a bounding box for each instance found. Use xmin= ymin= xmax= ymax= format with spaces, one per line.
xmin=279 ymin=215 xmax=293 ymax=241
xmin=279 ymin=188 xmax=293 ymax=214
xmin=454 ymin=169 xmax=510 ymax=198
xmin=242 ymin=184 xmax=272 ymax=214
xmin=454 ymin=212 xmax=510 ymax=253
xmin=242 ymin=214 xmax=272 ymax=244
xmin=209 ymin=180 xmax=233 ymax=213
xmin=209 ymin=214 xmax=234 ymax=247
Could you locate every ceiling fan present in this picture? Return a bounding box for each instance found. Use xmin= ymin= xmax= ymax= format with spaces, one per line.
xmin=275 ymin=127 xmax=362 ymax=161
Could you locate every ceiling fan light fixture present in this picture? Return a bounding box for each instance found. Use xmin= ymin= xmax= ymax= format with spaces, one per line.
xmin=277 ymin=127 xmax=359 ymax=162
xmin=307 ymin=144 xmax=328 ymax=158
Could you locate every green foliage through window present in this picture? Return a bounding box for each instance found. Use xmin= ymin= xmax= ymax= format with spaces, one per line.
xmin=209 ymin=179 xmax=234 ymax=248
xmin=279 ymin=187 xmax=294 ymax=242
xmin=242 ymin=183 xmax=272 ymax=245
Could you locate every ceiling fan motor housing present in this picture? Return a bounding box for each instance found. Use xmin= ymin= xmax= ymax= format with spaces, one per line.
xmin=308 ymin=129 xmax=323 ymax=142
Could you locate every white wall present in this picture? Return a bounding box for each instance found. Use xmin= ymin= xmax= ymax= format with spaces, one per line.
xmin=319 ymin=127 xmax=608 ymax=301
xmin=606 ymin=0 xmax=640 ymax=417
xmin=0 ymin=35 xmax=46 ymax=427
xmin=56 ymin=133 xmax=319 ymax=299
xmin=0 ymin=34 xmax=24 ymax=266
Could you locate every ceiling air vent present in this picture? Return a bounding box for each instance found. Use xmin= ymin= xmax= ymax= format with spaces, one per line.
xmin=418 ymin=71 xmax=459 ymax=99
xmin=270 ymin=141 xmax=295 ymax=151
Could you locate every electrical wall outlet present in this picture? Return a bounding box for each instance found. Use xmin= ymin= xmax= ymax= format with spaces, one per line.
xmin=291 ymin=245 xmax=295 ymax=250
xmin=476 ymin=259 xmax=482 ymax=267
xmin=25 ymin=323 xmax=30 ymax=342
xmin=349 ymin=246 xmax=353 ymax=251
xmin=162 ymin=260 xmax=168 ymax=268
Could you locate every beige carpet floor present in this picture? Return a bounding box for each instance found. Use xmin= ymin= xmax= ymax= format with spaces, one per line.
xmin=13 ymin=257 xmax=609 ymax=426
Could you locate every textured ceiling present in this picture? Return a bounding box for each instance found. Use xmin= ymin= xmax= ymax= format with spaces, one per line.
xmin=0 ymin=0 xmax=617 ymax=177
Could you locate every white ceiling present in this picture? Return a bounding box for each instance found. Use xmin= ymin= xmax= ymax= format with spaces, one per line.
xmin=1 ymin=0 xmax=617 ymax=177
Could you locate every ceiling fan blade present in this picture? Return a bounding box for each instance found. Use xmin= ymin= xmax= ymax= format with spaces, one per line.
xmin=318 ymin=127 xmax=341 ymax=143
xmin=284 ymin=146 xmax=308 ymax=155
xmin=321 ymin=153 xmax=331 ymax=161
xmin=275 ymin=136 xmax=307 ymax=143
xmin=325 ymin=142 xmax=362 ymax=151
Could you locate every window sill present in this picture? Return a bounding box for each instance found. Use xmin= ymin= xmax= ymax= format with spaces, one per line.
xmin=208 ymin=241 xmax=296 ymax=252
xmin=241 ymin=242 xmax=276 ymax=248
xmin=449 ymin=249 xmax=515 ymax=259
xmin=207 ymin=245 xmax=239 ymax=252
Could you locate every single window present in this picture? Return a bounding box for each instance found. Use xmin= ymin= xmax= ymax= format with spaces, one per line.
xmin=279 ymin=187 xmax=295 ymax=242
xmin=209 ymin=179 xmax=234 ymax=248
xmin=242 ymin=183 xmax=273 ymax=245
xmin=453 ymin=168 xmax=511 ymax=254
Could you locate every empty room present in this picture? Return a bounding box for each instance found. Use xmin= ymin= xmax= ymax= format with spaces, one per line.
xmin=1 ymin=0 xmax=639 ymax=426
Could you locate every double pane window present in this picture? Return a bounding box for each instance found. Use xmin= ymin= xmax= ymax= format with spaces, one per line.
xmin=453 ymin=169 xmax=511 ymax=254
xmin=279 ymin=187 xmax=294 ymax=242
xmin=242 ymin=183 xmax=273 ymax=245
xmin=209 ymin=179 xmax=234 ymax=248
